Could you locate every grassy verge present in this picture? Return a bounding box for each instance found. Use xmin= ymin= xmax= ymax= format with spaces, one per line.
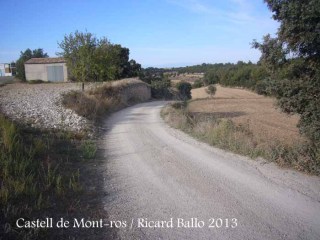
xmin=161 ymin=102 xmax=320 ymax=175
xmin=0 ymin=115 xmax=113 ymax=239
xmin=62 ymin=79 xmax=150 ymax=121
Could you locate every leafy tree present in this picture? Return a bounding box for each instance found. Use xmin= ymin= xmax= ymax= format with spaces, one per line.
xmin=150 ymin=77 xmax=171 ymax=99
xmin=192 ymin=79 xmax=204 ymax=89
xmin=58 ymin=31 xmax=97 ymax=82
xmin=203 ymin=70 xmax=219 ymax=86
xmin=16 ymin=48 xmax=48 ymax=80
xmin=139 ymin=68 xmax=163 ymax=84
xmin=93 ymin=38 xmax=121 ymax=81
xmin=253 ymin=0 xmax=320 ymax=146
xmin=128 ymin=60 xmax=142 ymax=77
xmin=206 ymin=84 xmax=217 ymax=97
xmin=176 ymin=81 xmax=192 ymax=100
xmin=116 ymin=46 xmax=130 ymax=78
xmin=58 ymin=31 xmax=141 ymax=82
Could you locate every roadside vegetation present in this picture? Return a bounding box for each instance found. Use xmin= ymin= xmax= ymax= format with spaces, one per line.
xmin=57 ymin=31 xmax=141 ymax=83
xmin=159 ymin=0 xmax=320 ymax=162
xmin=139 ymin=69 xmax=192 ymax=100
xmin=7 ymin=31 xmax=147 ymax=239
xmin=15 ymin=30 xmax=142 ymax=82
xmin=62 ymin=79 xmax=150 ymax=121
xmin=0 ymin=114 xmax=113 ymax=239
xmin=162 ymin=102 xmax=319 ymax=175
xmin=139 ymin=69 xmax=172 ymax=99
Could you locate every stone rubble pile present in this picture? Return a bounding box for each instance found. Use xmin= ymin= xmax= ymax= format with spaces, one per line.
xmin=0 ymin=83 xmax=92 ymax=133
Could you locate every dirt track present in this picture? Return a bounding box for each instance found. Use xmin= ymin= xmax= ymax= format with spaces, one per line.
xmin=102 ymin=101 xmax=320 ymax=240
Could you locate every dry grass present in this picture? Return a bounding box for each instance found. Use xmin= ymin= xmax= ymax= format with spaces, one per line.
xmin=162 ymin=85 xmax=319 ymax=175
xmin=170 ymin=73 xmax=203 ymax=85
xmin=0 ymin=115 xmax=105 ymax=238
xmin=192 ymin=84 xmax=261 ymax=99
xmin=62 ymin=78 xmax=150 ymax=121
xmin=190 ymin=85 xmax=302 ymax=145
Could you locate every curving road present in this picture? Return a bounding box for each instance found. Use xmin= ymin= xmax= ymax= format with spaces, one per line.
xmin=102 ymin=101 xmax=320 ymax=240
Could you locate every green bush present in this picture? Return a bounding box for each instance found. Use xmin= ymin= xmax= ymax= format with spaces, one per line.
xmin=162 ymin=105 xmax=320 ymax=175
xmin=176 ymin=81 xmax=192 ymax=100
xmin=192 ymin=79 xmax=204 ymax=89
xmin=203 ymin=70 xmax=219 ymax=85
xmin=171 ymin=101 xmax=187 ymax=109
xmin=0 ymin=115 xmax=84 ymax=238
xmin=81 ymin=140 xmax=97 ymax=159
xmin=255 ymin=81 xmax=269 ymax=95
xmin=252 ymin=0 xmax=320 ymax=148
xmin=150 ymin=78 xmax=171 ymax=99
xmin=206 ymin=84 xmax=217 ymax=97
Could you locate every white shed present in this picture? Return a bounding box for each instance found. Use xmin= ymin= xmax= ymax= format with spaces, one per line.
xmin=25 ymin=58 xmax=68 ymax=82
xmin=0 ymin=63 xmax=14 ymax=76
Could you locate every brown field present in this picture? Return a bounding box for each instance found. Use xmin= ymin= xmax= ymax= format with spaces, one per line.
xmin=170 ymin=73 xmax=203 ymax=85
xmin=189 ymin=85 xmax=303 ymax=145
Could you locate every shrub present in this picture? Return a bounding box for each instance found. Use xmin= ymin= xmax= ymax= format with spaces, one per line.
xmin=0 ymin=115 xmax=86 ymax=238
xmin=206 ymin=84 xmax=216 ymax=97
xmin=63 ymin=79 xmax=149 ymax=121
xmin=254 ymin=79 xmax=276 ymax=96
xmin=171 ymin=101 xmax=187 ymax=109
xmin=161 ymin=105 xmax=320 ymax=175
xmin=176 ymin=81 xmax=192 ymax=100
xmin=81 ymin=140 xmax=97 ymax=159
xmin=203 ymin=70 xmax=219 ymax=85
xmin=192 ymin=79 xmax=204 ymax=89
xmin=150 ymin=78 xmax=171 ymax=99
xmin=62 ymin=90 xmax=118 ymax=120
xmin=254 ymin=80 xmax=268 ymax=95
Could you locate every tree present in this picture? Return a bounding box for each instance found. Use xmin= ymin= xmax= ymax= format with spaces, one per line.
xmin=176 ymin=81 xmax=192 ymax=100
xmin=192 ymin=79 xmax=204 ymax=89
xmin=93 ymin=37 xmax=120 ymax=81
xmin=150 ymin=76 xmax=171 ymax=99
xmin=58 ymin=31 xmax=141 ymax=82
xmin=57 ymin=31 xmax=97 ymax=82
xmin=206 ymin=85 xmax=216 ymax=98
xmin=253 ymin=0 xmax=320 ymax=146
xmin=203 ymin=70 xmax=219 ymax=86
xmin=128 ymin=59 xmax=142 ymax=77
xmin=16 ymin=48 xmax=48 ymax=80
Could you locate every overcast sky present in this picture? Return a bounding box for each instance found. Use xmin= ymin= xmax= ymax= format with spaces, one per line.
xmin=0 ymin=0 xmax=279 ymax=67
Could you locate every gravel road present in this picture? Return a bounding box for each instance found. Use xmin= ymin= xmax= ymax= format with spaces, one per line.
xmin=0 ymin=76 xmax=15 ymax=85
xmin=102 ymin=101 xmax=320 ymax=240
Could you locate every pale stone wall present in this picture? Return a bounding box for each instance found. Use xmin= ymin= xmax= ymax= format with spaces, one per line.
xmin=120 ymin=82 xmax=151 ymax=103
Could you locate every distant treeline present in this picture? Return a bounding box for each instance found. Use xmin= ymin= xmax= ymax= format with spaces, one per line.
xmin=176 ymin=62 xmax=271 ymax=94
xmin=142 ymin=61 xmax=272 ymax=95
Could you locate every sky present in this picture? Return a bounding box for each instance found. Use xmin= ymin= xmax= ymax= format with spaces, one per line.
xmin=0 ymin=0 xmax=279 ymax=67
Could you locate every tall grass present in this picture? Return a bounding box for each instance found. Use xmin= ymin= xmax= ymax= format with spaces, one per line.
xmin=0 ymin=115 xmax=83 ymax=239
xmin=161 ymin=103 xmax=320 ymax=175
xmin=62 ymin=79 xmax=151 ymax=121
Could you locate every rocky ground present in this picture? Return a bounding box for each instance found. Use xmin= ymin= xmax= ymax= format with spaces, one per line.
xmin=0 ymin=82 xmax=94 ymax=133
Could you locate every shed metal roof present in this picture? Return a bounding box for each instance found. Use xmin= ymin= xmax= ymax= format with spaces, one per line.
xmin=25 ymin=57 xmax=66 ymax=64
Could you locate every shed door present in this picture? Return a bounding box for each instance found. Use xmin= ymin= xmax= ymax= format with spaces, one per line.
xmin=47 ymin=66 xmax=64 ymax=82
